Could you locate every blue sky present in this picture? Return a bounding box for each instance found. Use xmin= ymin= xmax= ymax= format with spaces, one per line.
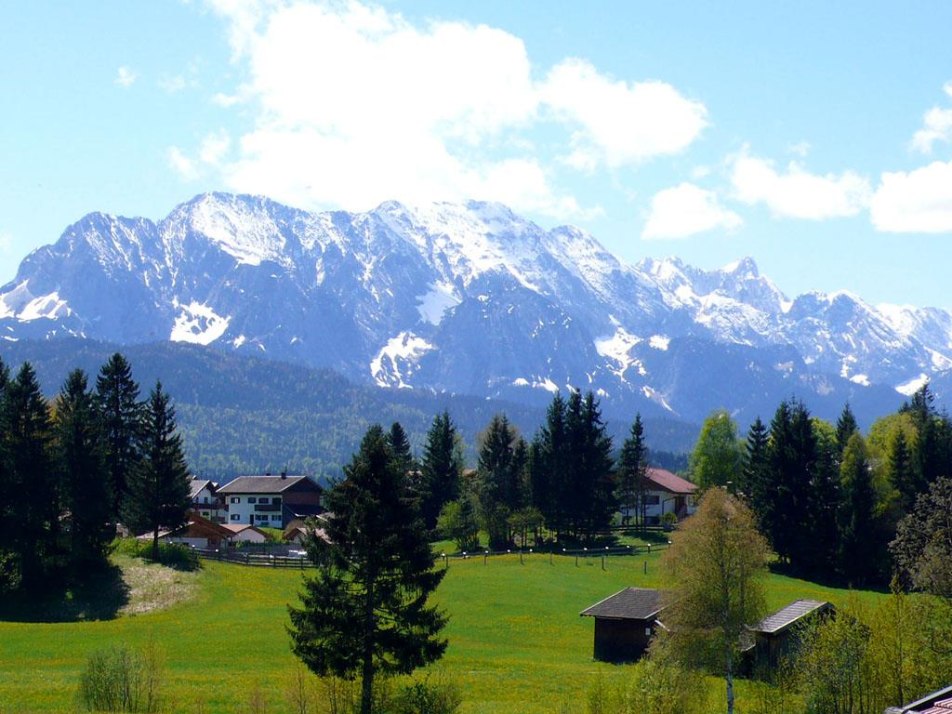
xmin=3 ymin=1 xmax=952 ymax=308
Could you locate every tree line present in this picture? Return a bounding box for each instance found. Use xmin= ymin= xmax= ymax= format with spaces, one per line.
xmin=688 ymin=384 xmax=952 ymax=592
xmin=0 ymin=353 xmax=191 ymax=597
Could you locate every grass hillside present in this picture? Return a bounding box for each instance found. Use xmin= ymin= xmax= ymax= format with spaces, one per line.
xmin=0 ymin=550 xmax=886 ymax=713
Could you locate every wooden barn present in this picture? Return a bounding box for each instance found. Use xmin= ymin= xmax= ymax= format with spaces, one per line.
xmin=743 ymin=599 xmax=834 ymax=673
xmin=580 ymin=587 xmax=665 ymax=663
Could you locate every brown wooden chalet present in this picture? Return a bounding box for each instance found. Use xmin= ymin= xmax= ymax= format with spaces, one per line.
xmin=580 ymin=587 xmax=665 ymax=662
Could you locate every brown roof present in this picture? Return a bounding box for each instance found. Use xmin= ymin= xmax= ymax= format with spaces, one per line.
xmin=217 ymin=475 xmax=318 ymax=494
xmin=644 ymin=468 xmax=697 ymax=495
xmin=752 ymin=599 xmax=832 ymax=635
xmin=580 ymin=588 xmax=665 ymax=621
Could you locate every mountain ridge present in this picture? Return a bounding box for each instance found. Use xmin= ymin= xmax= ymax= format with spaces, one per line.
xmin=0 ymin=192 xmax=939 ymax=425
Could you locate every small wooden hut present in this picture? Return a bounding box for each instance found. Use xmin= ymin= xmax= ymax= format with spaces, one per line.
xmin=580 ymin=587 xmax=665 ymax=663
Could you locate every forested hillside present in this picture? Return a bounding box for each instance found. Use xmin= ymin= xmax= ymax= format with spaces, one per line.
xmin=0 ymin=339 xmax=696 ymax=478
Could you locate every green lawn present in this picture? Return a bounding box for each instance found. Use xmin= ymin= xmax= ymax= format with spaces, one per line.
xmin=0 ymin=551 xmax=887 ymax=713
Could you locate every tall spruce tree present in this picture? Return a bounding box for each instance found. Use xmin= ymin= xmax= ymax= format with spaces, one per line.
xmin=741 ymin=416 xmax=769 ymax=514
xmin=836 ymin=403 xmax=859 ymax=455
xmin=564 ymin=391 xmax=615 ymax=541
xmin=418 ymin=411 xmax=462 ymax=531
xmin=387 ymin=422 xmax=414 ymax=474
xmin=288 ymin=425 xmax=447 ymax=714
xmin=888 ymin=429 xmax=915 ymax=516
xmin=618 ymin=414 xmax=648 ymax=531
xmin=95 ymin=354 xmax=142 ymax=520
xmin=122 ymin=382 xmax=191 ymax=561
xmin=55 ymin=369 xmax=113 ymax=577
xmin=0 ymin=363 xmax=57 ymax=589
xmin=837 ymin=432 xmax=878 ymax=584
xmin=530 ymin=393 xmax=568 ymax=540
xmin=476 ymin=414 xmax=526 ymax=549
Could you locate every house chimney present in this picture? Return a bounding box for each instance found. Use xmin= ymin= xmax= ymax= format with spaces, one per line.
xmin=281 ymin=471 xmax=287 ymax=479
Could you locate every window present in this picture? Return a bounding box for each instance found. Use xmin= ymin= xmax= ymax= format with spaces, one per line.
xmin=645 ymin=495 xmax=661 ymax=506
xmin=202 ymin=496 xmax=209 ymax=504
xmin=248 ymin=497 xmax=257 ymax=504
xmin=230 ymin=497 xmax=240 ymax=504
xmin=257 ymin=515 xmax=268 ymax=522
xmin=271 ymin=515 xmax=282 ymax=522
xmin=258 ymin=497 xmax=269 ymax=504
xmin=230 ymin=514 xmax=240 ymax=521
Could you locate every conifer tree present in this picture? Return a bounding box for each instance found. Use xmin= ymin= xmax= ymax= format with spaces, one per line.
xmin=476 ymin=414 xmax=526 ymax=548
xmin=836 ymin=402 xmax=859 ymax=455
xmin=95 ymin=353 xmax=142 ymax=519
xmin=122 ymin=382 xmax=191 ymax=561
xmin=618 ymin=414 xmax=648 ymax=531
xmin=565 ymin=391 xmax=615 ymax=540
xmin=837 ymin=432 xmax=878 ymax=584
xmin=55 ymin=369 xmax=113 ymax=576
xmin=0 ymin=363 xmax=57 ymax=589
xmin=288 ymin=425 xmax=447 ymax=714
xmin=888 ymin=429 xmax=915 ymax=516
xmin=418 ymin=411 xmax=462 ymax=531
xmin=529 ymin=393 xmax=568 ymax=539
xmin=741 ymin=416 xmax=769 ymax=515
xmin=387 ymin=422 xmax=414 ymax=474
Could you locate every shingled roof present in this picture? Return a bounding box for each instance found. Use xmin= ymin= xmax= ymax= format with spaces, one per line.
xmin=751 ymin=599 xmax=831 ymax=635
xmin=644 ymin=468 xmax=697 ymax=495
xmin=217 ymin=475 xmax=315 ymax=494
xmin=580 ymin=588 xmax=665 ymax=621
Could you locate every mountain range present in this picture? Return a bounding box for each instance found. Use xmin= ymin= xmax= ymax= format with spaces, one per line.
xmin=2 ymin=192 xmax=947 ymax=429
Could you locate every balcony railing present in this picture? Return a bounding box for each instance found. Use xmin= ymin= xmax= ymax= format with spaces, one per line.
xmin=254 ymin=503 xmax=282 ymax=512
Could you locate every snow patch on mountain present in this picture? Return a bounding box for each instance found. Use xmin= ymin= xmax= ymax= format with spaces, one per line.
xmin=897 ymin=374 xmax=930 ymax=396
xmin=417 ymin=281 xmax=461 ymax=325
xmin=0 ymin=282 xmax=72 ymax=321
xmin=170 ymin=301 xmax=230 ymax=345
xmin=370 ymin=332 xmax=434 ymax=388
xmin=595 ymin=325 xmax=644 ymax=378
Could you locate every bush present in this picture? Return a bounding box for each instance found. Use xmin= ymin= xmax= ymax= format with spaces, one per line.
xmin=111 ymin=538 xmax=200 ymax=571
xmin=77 ymin=644 xmax=162 ymax=713
xmin=660 ymin=512 xmax=678 ymax=531
xmin=391 ymin=678 xmax=462 ymax=714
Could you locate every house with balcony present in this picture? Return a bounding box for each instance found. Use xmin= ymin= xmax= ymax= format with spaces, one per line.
xmin=189 ymin=478 xmax=225 ymax=523
xmin=640 ymin=468 xmax=697 ymax=525
xmin=217 ymin=474 xmax=323 ymax=529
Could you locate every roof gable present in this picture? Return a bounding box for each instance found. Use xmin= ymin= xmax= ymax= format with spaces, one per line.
xmin=643 ymin=468 xmax=696 ymax=495
xmin=218 ymin=475 xmax=319 ymax=494
xmin=580 ymin=588 xmax=665 ymax=620
xmin=752 ymin=599 xmax=832 ymax=635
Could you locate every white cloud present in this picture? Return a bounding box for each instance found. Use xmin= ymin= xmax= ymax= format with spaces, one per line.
xmin=199 ymin=130 xmax=231 ymax=165
xmin=911 ymin=82 xmax=952 ymax=154
xmin=539 ymin=58 xmax=708 ymax=168
xmin=642 ymin=183 xmax=742 ymax=239
xmin=159 ymin=75 xmax=188 ymax=93
xmin=114 ymin=66 xmax=137 ymax=88
xmin=198 ymin=0 xmax=708 ymax=217
xmin=730 ymin=150 xmax=872 ymax=220
xmin=0 ymin=231 xmax=13 ymax=254
xmin=871 ymin=160 xmax=952 ymax=233
xmin=168 ymin=147 xmax=199 ymax=181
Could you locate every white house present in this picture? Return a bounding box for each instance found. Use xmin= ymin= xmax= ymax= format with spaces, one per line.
xmin=641 ymin=468 xmax=697 ymax=525
xmin=189 ymin=478 xmax=225 ymax=523
xmin=217 ymin=474 xmax=323 ymax=529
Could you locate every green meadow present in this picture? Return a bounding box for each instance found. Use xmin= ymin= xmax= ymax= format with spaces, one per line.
xmin=0 ymin=550 xmax=886 ymax=713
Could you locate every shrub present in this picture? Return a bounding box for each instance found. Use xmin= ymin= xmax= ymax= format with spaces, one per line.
xmin=77 ymin=644 xmax=162 ymax=713
xmin=391 ymin=678 xmax=463 ymax=714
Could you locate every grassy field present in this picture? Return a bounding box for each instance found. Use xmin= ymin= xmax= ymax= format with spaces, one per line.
xmin=0 ymin=550 xmax=887 ymax=713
